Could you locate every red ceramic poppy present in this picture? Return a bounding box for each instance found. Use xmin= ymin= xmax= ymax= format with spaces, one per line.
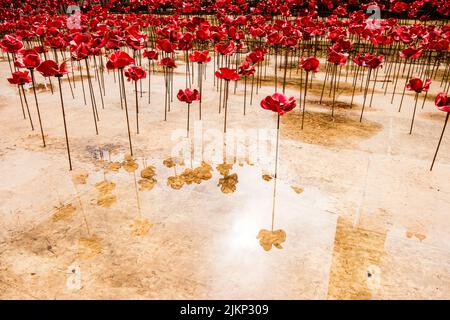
xmin=159 ymin=57 xmax=177 ymax=68
xmin=238 ymin=61 xmax=256 ymax=77
xmin=36 ymin=60 xmax=69 ymax=77
xmin=0 ymin=34 xmax=23 ymax=53
xmin=177 ymin=88 xmax=200 ymax=104
xmin=300 ymin=57 xmax=320 ymax=72
xmin=34 ymin=45 xmax=47 ymax=54
xmin=364 ymin=54 xmax=384 ymax=69
xmin=15 ymin=52 xmax=41 ymax=69
xmin=189 ymin=50 xmax=211 ymax=63
xmin=71 ymin=43 xmax=92 ymax=61
xmin=435 ymin=93 xmax=450 ymax=112
xmin=124 ymin=66 xmax=147 ymax=82
xmin=246 ymin=49 xmax=265 ymax=64
xmin=156 ymin=38 xmax=176 ymax=53
xmin=125 ymin=35 xmax=145 ymax=51
xmin=407 ymin=78 xmax=432 ymax=93
xmin=353 ymin=54 xmax=366 ymax=66
xmin=327 ymin=49 xmax=347 ymax=65
xmin=7 ymin=70 xmax=31 ymax=85
xmin=143 ymin=50 xmax=158 ymax=60
xmin=399 ymin=47 xmax=423 ymax=59
xmin=215 ymin=67 xmax=240 ymax=81
xmin=46 ymin=36 xmax=67 ymax=50
xmin=260 ymin=93 xmax=296 ymax=115
xmin=214 ymin=41 xmax=236 ymax=56
xmin=106 ymin=50 xmax=135 ymax=70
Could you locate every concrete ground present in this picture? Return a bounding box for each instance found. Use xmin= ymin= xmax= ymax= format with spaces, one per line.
xmin=0 ymin=53 xmax=449 ymax=299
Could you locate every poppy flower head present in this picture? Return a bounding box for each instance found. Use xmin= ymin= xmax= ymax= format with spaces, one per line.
xmin=15 ymin=52 xmax=41 ymax=69
xmin=156 ymin=38 xmax=176 ymax=53
xmin=71 ymin=43 xmax=92 ymax=61
xmin=399 ymin=47 xmax=423 ymax=59
xmin=106 ymin=50 xmax=135 ymax=70
xmin=300 ymin=57 xmax=320 ymax=72
xmin=7 ymin=70 xmax=31 ymax=85
xmin=46 ymin=36 xmax=67 ymax=50
xmin=407 ymin=78 xmax=432 ymax=93
xmin=364 ymin=54 xmax=384 ymax=69
xmin=353 ymin=54 xmax=366 ymax=67
xmin=238 ymin=61 xmax=256 ymax=77
xmin=327 ymin=49 xmax=347 ymax=65
xmin=126 ymin=34 xmax=145 ymax=51
xmin=0 ymin=34 xmax=23 ymax=53
xmin=124 ymin=66 xmax=147 ymax=82
xmin=159 ymin=57 xmax=177 ymax=69
xmin=177 ymin=88 xmax=200 ymax=104
xmin=246 ymin=50 xmax=265 ymax=65
xmin=215 ymin=67 xmax=240 ymax=81
xmin=435 ymin=93 xmax=450 ymax=112
xmin=214 ymin=41 xmax=236 ymax=56
xmin=260 ymin=93 xmax=296 ymax=116
xmin=143 ymin=50 xmax=158 ymax=60
xmin=267 ymin=32 xmax=283 ymax=45
xmin=36 ymin=60 xmax=69 ymax=77
xmin=189 ymin=50 xmax=211 ymax=64
xmin=34 ymin=45 xmax=47 ymax=54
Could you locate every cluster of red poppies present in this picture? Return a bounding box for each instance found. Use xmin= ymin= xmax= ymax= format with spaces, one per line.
xmin=1 ymin=1 xmax=449 ymax=171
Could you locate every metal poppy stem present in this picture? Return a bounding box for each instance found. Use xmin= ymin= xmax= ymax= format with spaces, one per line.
xmin=250 ymin=73 xmax=254 ymax=106
xmin=410 ymin=93 xmax=419 ymax=135
xmin=187 ymin=102 xmax=190 ymax=138
xmin=17 ymin=84 xmax=26 ymax=119
xmin=399 ymin=61 xmax=413 ymax=112
xmin=430 ymin=112 xmax=449 ymax=171
xmin=6 ymin=52 xmax=13 ymax=74
xmin=391 ymin=58 xmax=403 ymax=104
xmin=350 ymin=65 xmax=361 ymax=108
xmin=164 ymin=67 xmax=168 ymax=121
xmin=85 ymin=59 xmax=99 ymax=135
xmin=282 ymin=48 xmax=288 ymax=94
xmin=223 ymin=80 xmax=229 ymax=133
xmin=20 ymin=85 xmax=34 ymax=131
xmin=271 ymin=113 xmax=281 ymax=231
xmin=274 ymin=47 xmax=278 ymax=92
xmin=218 ymin=77 xmax=223 ymax=113
xmin=302 ymin=71 xmax=309 ymax=130
xmin=135 ymin=81 xmax=139 ymax=134
xmin=78 ymin=61 xmax=87 ymax=106
xmin=120 ymin=68 xmax=133 ymax=156
xmin=57 ymin=76 xmax=72 ymax=171
xmin=243 ymin=76 xmax=247 ymax=115
xmin=331 ymin=64 xmax=338 ymax=117
xmin=148 ymin=62 xmax=151 ymax=105
xmin=198 ymin=63 xmax=202 ymax=120
xmin=117 ymin=69 xmax=124 ymax=110
xmin=319 ymin=62 xmax=330 ymax=104
xmin=30 ymin=69 xmax=46 ymax=147
xmin=369 ymin=68 xmax=379 ymax=108
xmin=359 ymin=68 xmax=372 ymax=122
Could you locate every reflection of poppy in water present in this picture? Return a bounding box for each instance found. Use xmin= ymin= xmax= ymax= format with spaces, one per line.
xmin=167 ymin=162 xmax=213 ymax=190
xmin=130 ymin=218 xmax=153 ymax=237
xmin=122 ymin=154 xmax=139 ymax=173
xmin=256 ymin=229 xmax=286 ymax=251
xmin=218 ymin=173 xmax=238 ymax=194
xmin=139 ymin=165 xmax=157 ymax=191
xmin=216 ymin=163 xmax=238 ymax=194
xmin=95 ymin=180 xmax=117 ymax=208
